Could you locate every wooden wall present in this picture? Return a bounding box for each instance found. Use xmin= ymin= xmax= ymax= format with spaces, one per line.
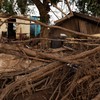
xmin=16 ymin=19 xmax=30 ymax=39
xmin=50 ymin=16 xmax=100 ymax=38
xmin=50 ymin=17 xmax=79 ymax=38
xmin=0 ymin=17 xmax=30 ymax=39
xmin=78 ymin=17 xmax=100 ymax=34
xmin=0 ymin=18 xmax=7 ymax=38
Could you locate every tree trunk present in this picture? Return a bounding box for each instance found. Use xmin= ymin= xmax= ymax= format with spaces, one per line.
xmin=33 ymin=0 xmax=50 ymax=49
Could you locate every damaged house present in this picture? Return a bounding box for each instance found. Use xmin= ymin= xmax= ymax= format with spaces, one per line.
xmin=50 ymin=12 xmax=100 ymax=39
xmin=0 ymin=15 xmax=41 ymax=40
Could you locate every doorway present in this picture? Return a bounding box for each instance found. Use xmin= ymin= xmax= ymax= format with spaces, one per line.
xmin=8 ymin=19 xmax=16 ymax=39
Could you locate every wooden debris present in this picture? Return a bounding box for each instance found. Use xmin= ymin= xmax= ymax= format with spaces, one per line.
xmin=0 ymin=13 xmax=100 ymax=100
xmin=51 ymin=47 xmax=67 ymax=53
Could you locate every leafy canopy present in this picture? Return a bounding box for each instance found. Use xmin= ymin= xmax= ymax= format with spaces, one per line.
xmin=71 ymin=0 xmax=100 ymax=16
xmin=0 ymin=0 xmax=59 ymax=15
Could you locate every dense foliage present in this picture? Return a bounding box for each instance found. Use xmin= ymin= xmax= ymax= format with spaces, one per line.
xmin=0 ymin=0 xmax=14 ymax=14
xmin=0 ymin=0 xmax=59 ymax=22
xmin=0 ymin=0 xmax=100 ymax=21
xmin=71 ymin=0 xmax=100 ymax=16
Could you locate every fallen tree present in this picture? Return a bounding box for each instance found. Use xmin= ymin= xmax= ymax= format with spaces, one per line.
xmin=0 ymin=43 xmax=100 ymax=63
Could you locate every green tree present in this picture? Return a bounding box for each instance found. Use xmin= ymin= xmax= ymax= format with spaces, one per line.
xmin=0 ymin=0 xmax=60 ymax=23
xmin=70 ymin=0 xmax=100 ymax=16
xmin=0 ymin=0 xmax=15 ymax=14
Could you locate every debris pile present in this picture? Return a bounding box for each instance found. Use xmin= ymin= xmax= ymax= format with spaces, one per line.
xmin=0 ymin=36 xmax=99 ymax=100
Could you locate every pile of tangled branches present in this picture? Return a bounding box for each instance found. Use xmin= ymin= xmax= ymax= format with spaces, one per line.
xmin=0 ymin=38 xmax=99 ymax=100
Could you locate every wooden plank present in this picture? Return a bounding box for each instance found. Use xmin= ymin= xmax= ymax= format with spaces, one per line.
xmin=79 ymin=19 xmax=87 ymax=34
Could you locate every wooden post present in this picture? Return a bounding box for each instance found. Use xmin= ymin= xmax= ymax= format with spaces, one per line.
xmin=40 ymin=27 xmax=50 ymax=49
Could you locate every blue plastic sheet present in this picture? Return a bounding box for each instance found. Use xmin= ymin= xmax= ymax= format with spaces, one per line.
xmin=30 ymin=16 xmax=41 ymax=36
